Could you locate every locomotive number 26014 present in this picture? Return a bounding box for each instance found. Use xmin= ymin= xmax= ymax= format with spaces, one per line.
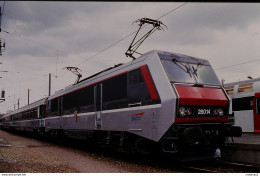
xmin=198 ymin=109 xmax=211 ymax=115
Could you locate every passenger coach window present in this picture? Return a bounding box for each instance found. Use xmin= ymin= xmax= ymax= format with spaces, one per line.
xmin=63 ymin=85 xmax=94 ymax=115
xmin=102 ymin=73 xmax=127 ymax=110
xmin=47 ymin=98 xmax=58 ymax=117
xmin=238 ymin=83 xmax=253 ymax=93
xmin=32 ymin=109 xmax=37 ymax=118
xmin=256 ymin=98 xmax=260 ymax=114
xmin=232 ymin=96 xmax=254 ymax=111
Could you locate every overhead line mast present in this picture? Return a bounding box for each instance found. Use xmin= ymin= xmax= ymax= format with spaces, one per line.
xmin=0 ymin=3 xmax=6 ymax=56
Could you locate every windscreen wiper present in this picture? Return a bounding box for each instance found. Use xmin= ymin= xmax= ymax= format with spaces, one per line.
xmin=192 ymin=65 xmax=198 ymax=77
xmin=172 ymin=59 xmax=192 ymax=77
xmin=192 ymin=62 xmax=202 ymax=78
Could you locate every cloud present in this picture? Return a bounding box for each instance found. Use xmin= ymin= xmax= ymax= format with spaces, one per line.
xmin=160 ymin=3 xmax=260 ymax=45
xmin=1 ymin=2 xmax=260 ymax=113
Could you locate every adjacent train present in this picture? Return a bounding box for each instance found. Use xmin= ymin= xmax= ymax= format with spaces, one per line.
xmin=224 ymin=78 xmax=260 ymax=133
xmin=0 ymin=50 xmax=242 ymax=158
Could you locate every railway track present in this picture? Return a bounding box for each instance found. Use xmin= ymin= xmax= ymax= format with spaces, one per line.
xmin=177 ymin=165 xmax=217 ymax=173
xmin=31 ymin=137 xmax=260 ymax=172
xmin=214 ymin=161 xmax=260 ymax=172
xmin=3 ymin=130 xmax=260 ymax=173
xmin=180 ymin=160 xmax=260 ymax=173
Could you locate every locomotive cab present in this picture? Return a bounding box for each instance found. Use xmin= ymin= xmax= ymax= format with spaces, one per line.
xmin=158 ymin=52 xmax=242 ymax=157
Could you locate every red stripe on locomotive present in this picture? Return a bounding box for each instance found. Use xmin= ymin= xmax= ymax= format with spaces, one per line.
xmin=131 ymin=112 xmax=145 ymax=116
xmin=140 ymin=65 xmax=159 ymax=100
xmin=175 ymin=117 xmax=228 ymax=123
xmin=175 ymin=85 xmax=228 ymax=106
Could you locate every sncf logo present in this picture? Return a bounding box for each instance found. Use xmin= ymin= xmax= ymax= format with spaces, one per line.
xmin=131 ymin=112 xmax=144 ymax=121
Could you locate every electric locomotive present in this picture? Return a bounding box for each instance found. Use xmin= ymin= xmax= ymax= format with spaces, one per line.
xmin=0 ymin=18 xmax=242 ymax=160
xmin=0 ymin=50 xmax=242 ymax=159
xmin=42 ymin=50 xmax=241 ymax=157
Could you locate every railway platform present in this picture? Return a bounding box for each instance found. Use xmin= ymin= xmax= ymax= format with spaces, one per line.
xmin=223 ymin=133 xmax=260 ymax=165
xmin=233 ymin=133 xmax=260 ymax=144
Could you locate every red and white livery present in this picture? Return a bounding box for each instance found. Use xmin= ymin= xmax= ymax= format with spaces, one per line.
xmin=1 ymin=50 xmax=242 ymax=158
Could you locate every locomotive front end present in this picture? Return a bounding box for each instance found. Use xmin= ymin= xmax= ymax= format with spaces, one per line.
xmin=159 ymin=52 xmax=242 ymax=157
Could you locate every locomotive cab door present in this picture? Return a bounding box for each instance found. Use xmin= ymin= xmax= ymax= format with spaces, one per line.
xmin=253 ymin=93 xmax=260 ymax=133
xmin=94 ymin=83 xmax=102 ymax=128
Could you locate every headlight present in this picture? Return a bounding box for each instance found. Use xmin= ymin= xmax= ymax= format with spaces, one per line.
xmin=218 ymin=108 xmax=224 ymax=116
xmin=179 ymin=107 xmax=192 ymax=117
xmin=179 ymin=107 xmax=186 ymax=117
xmin=213 ymin=108 xmax=224 ymax=116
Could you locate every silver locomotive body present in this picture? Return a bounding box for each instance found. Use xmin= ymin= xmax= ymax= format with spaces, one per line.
xmin=1 ymin=50 xmax=241 ymax=156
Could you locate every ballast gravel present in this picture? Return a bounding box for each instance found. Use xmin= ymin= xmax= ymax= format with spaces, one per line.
xmin=0 ymin=130 xmax=171 ymax=173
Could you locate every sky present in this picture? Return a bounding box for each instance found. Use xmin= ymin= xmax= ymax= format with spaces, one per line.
xmin=0 ymin=2 xmax=260 ymax=113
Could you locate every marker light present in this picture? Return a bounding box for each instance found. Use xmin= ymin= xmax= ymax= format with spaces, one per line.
xmin=186 ymin=108 xmax=192 ymax=116
xmin=213 ymin=108 xmax=224 ymax=116
xmin=213 ymin=109 xmax=218 ymax=116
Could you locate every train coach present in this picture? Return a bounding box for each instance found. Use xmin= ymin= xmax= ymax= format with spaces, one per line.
xmin=0 ymin=50 xmax=242 ymax=158
xmin=225 ymin=78 xmax=260 ymax=133
xmin=0 ymin=98 xmax=47 ymax=134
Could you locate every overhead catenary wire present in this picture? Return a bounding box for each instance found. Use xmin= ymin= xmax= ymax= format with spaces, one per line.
xmin=76 ymin=2 xmax=189 ymax=67
xmin=2 ymin=29 xmax=65 ymax=53
xmin=157 ymin=2 xmax=188 ymax=20
xmin=2 ymin=2 xmax=258 ymax=78
xmin=1 ymin=3 xmax=190 ymax=112
xmin=1 ymin=29 xmax=70 ymax=78
xmin=1 ymin=3 xmax=189 ymax=72
xmin=1 ymin=3 xmax=189 ymax=112
xmin=215 ymin=58 xmax=260 ymax=83
xmin=216 ymin=58 xmax=260 ymax=70
xmin=54 ymin=2 xmax=189 ymax=80
xmin=0 ymin=69 xmax=62 ymax=78
xmin=1 ymin=3 xmax=260 ymax=111
xmin=55 ymin=2 xmax=189 ymax=82
xmin=1 ymin=29 xmax=110 ymax=77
